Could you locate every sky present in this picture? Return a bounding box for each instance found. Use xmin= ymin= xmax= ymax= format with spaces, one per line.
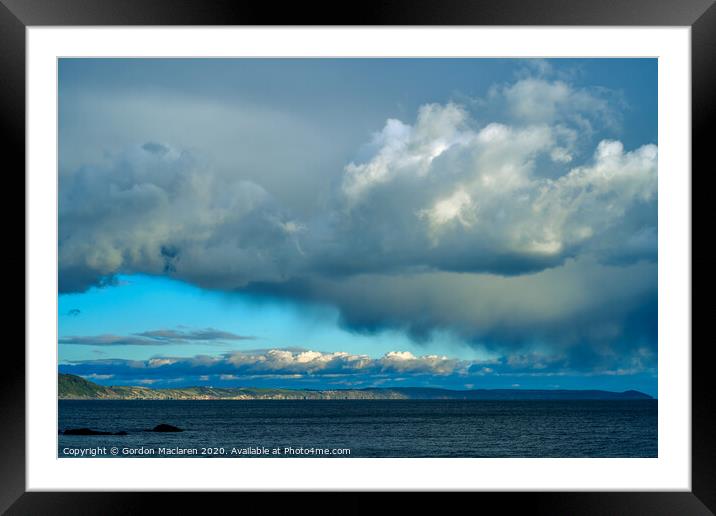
xmin=58 ymin=58 xmax=658 ymax=396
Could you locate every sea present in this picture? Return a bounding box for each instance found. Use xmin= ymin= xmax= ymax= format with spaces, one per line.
xmin=58 ymin=399 xmax=657 ymax=458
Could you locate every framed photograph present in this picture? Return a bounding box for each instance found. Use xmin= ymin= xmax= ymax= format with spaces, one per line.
xmin=4 ymin=0 xmax=711 ymax=512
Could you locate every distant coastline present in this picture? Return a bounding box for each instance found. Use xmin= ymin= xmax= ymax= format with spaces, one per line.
xmin=59 ymin=373 xmax=653 ymax=401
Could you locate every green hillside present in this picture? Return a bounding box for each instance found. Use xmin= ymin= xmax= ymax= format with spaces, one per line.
xmin=58 ymin=373 xmax=111 ymax=398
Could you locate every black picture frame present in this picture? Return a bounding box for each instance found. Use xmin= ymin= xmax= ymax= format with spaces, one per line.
xmin=3 ymin=0 xmax=711 ymax=513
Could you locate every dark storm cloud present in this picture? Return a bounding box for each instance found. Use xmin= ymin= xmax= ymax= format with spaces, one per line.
xmin=241 ymin=257 xmax=657 ymax=371
xmin=57 ymin=73 xmax=657 ymax=368
xmin=58 ymin=141 xmax=305 ymax=293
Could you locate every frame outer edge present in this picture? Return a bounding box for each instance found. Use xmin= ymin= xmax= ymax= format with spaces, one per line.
xmin=3 ymin=0 xmax=712 ymax=512
xmin=0 ymin=0 xmax=714 ymax=26
xmin=692 ymin=1 xmax=716 ymax=514
xmin=0 ymin=0 xmax=27 ymax=514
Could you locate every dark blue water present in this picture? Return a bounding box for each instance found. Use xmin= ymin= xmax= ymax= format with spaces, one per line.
xmin=58 ymin=399 xmax=657 ymax=458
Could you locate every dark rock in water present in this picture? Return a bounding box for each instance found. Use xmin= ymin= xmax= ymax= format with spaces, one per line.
xmin=63 ymin=428 xmax=129 ymax=435
xmin=150 ymin=423 xmax=183 ymax=432
xmin=64 ymin=428 xmax=114 ymax=436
